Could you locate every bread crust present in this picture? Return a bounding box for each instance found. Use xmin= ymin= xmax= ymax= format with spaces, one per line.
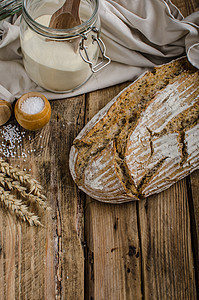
xmin=69 ymin=57 xmax=199 ymax=203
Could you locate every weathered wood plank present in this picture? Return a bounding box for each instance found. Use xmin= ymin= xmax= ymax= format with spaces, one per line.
xmin=189 ymin=170 xmax=199 ymax=289
xmin=0 ymin=120 xmax=48 ymax=300
xmin=0 ymin=196 xmax=47 ymax=300
xmin=137 ymin=1 xmax=198 ymax=298
xmin=0 ymin=0 xmax=198 ymax=299
xmin=49 ymin=97 xmax=86 ymax=300
xmin=0 ymin=95 xmax=85 ymax=300
xmin=189 ymin=172 xmax=199 ymax=242
xmin=138 ymin=180 xmax=196 ymax=299
xmin=84 ymin=84 xmax=142 ymax=300
xmin=85 ymin=200 xmax=142 ymax=300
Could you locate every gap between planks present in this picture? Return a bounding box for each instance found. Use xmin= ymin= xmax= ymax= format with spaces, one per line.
xmin=82 ymin=81 xmax=198 ymax=299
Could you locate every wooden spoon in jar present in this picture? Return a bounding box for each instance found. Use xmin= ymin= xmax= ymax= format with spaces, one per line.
xmin=49 ymin=0 xmax=81 ymax=29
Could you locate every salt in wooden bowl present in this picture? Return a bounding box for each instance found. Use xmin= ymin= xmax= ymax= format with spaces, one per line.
xmin=14 ymin=92 xmax=51 ymax=131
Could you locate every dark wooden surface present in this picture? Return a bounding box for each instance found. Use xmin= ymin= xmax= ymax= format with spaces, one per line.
xmin=0 ymin=0 xmax=198 ymax=299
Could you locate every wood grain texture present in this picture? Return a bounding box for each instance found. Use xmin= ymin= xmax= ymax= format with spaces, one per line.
xmin=189 ymin=170 xmax=199 ymax=290
xmin=137 ymin=1 xmax=198 ymax=297
xmin=0 ymin=95 xmax=85 ymax=300
xmin=85 ymin=201 xmax=142 ymax=300
xmin=49 ymin=97 xmax=85 ymax=300
xmin=0 ymin=122 xmax=48 ymax=300
xmin=84 ymin=84 xmax=143 ymax=300
xmin=189 ymin=172 xmax=199 ymax=243
xmin=136 ymin=1 xmax=198 ymax=298
xmin=84 ymin=83 xmax=198 ymax=299
xmin=0 ymin=0 xmax=198 ymax=299
xmin=83 ymin=0 xmax=198 ymax=298
xmin=138 ymin=180 xmax=196 ymax=299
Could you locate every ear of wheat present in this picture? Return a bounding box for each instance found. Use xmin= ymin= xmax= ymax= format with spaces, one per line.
xmin=0 ymin=159 xmax=45 ymax=196
xmin=0 ymin=173 xmax=47 ymax=209
xmin=0 ymin=187 xmax=42 ymax=226
xmin=0 ymin=159 xmax=49 ymax=226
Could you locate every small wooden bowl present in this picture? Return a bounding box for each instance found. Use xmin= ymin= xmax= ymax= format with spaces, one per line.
xmin=0 ymin=100 xmax=12 ymax=126
xmin=14 ymin=92 xmax=51 ymax=131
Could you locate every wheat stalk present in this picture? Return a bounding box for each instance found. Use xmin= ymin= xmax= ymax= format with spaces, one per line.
xmin=0 ymin=159 xmax=46 ymax=199
xmin=0 ymin=158 xmax=49 ymax=226
xmin=0 ymin=187 xmax=42 ymax=226
xmin=0 ymin=174 xmax=48 ymax=210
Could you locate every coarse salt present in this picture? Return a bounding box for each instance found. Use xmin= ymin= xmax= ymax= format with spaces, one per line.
xmin=0 ymin=124 xmax=44 ymax=158
xmin=0 ymin=124 xmax=26 ymax=158
xmin=20 ymin=97 xmax=45 ymax=114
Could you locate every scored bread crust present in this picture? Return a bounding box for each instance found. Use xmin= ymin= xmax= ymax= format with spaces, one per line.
xmin=69 ymin=57 xmax=199 ymax=203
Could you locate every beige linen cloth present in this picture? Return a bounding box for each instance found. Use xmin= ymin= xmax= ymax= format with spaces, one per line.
xmin=0 ymin=0 xmax=198 ymax=102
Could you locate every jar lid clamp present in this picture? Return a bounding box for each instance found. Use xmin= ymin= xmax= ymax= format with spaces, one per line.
xmin=79 ymin=27 xmax=111 ymax=73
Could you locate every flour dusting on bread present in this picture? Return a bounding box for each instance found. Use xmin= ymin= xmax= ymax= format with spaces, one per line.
xmin=69 ymin=57 xmax=199 ymax=203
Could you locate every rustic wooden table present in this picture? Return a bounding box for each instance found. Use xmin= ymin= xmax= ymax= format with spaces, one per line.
xmin=0 ymin=0 xmax=198 ymax=299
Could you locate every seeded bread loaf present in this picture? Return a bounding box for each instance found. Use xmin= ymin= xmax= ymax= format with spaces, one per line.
xmin=69 ymin=57 xmax=199 ymax=203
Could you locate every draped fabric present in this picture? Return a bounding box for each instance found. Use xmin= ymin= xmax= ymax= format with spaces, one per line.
xmin=0 ymin=0 xmax=198 ymax=102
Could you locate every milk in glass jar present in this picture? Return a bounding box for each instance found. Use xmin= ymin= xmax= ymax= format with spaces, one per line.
xmin=20 ymin=0 xmax=110 ymax=92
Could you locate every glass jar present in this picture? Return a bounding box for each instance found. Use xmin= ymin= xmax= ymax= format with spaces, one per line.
xmin=20 ymin=0 xmax=110 ymax=93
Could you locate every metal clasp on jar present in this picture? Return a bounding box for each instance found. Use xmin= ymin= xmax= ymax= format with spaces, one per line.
xmin=79 ymin=27 xmax=111 ymax=73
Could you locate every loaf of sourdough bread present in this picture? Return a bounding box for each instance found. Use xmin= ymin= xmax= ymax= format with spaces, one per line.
xmin=69 ymin=57 xmax=199 ymax=203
